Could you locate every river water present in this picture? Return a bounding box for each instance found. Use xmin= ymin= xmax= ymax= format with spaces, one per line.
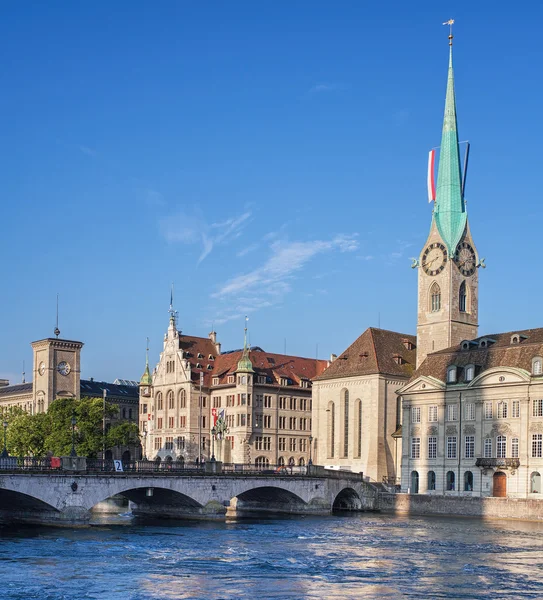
xmin=1 ymin=512 xmax=542 ymax=599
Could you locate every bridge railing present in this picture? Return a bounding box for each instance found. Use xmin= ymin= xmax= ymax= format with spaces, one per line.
xmin=86 ymin=459 xmax=205 ymax=474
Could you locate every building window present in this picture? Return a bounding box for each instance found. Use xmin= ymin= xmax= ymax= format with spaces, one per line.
xmin=465 ymin=403 xmax=475 ymax=421
xmin=484 ymin=438 xmax=492 ymax=458
xmin=255 ymin=456 xmax=270 ymax=468
xmin=355 ymin=399 xmax=362 ymax=458
xmin=165 ymin=437 xmax=173 ymax=450
xmin=156 ymin=393 xmax=163 ymax=411
xmin=212 ymin=377 xmax=219 ymax=386
xmin=328 ymin=401 xmax=335 ymax=458
xmin=168 ymin=416 xmax=174 ymax=429
xmin=289 ymin=438 xmax=297 ymax=452
xmin=447 ymin=404 xmax=458 ymax=421
xmin=411 ymin=437 xmax=421 ymax=459
xmin=299 ymin=438 xmax=307 ymax=452
xmin=154 ymin=437 xmax=162 ymax=450
xmin=430 ymin=282 xmax=441 ymax=312
xmin=264 ymin=415 xmax=272 ymax=428
xmin=446 ymin=436 xmax=457 ymax=459
xmin=428 ymin=405 xmax=438 ymax=422
xmin=532 ymin=434 xmax=543 ymax=458
xmin=427 ymin=471 xmax=436 ymax=491
xmin=428 ymin=436 xmax=437 ymax=459
xmin=465 ymin=364 xmax=475 ymax=382
xmin=459 ymin=281 xmax=467 ymax=313
xmin=289 ymin=417 xmax=296 ymax=430
xmin=279 ymin=437 xmax=286 ymax=451
xmin=484 ymin=402 xmax=493 ymax=419
xmin=533 ymin=399 xmax=543 ymax=417
xmin=464 ymin=471 xmax=473 ymax=492
xmin=179 ymin=389 xmax=186 ymax=409
xmin=411 ymin=407 xmax=421 ymax=423
xmin=465 ymin=435 xmax=475 ymax=459
xmin=533 ymin=358 xmax=543 ymax=376
xmin=228 ymin=375 xmax=235 ymax=384
xmin=447 ymin=366 xmax=457 ymax=384
xmin=157 ymin=417 xmax=163 ymax=429
xmin=512 ymin=400 xmax=520 ymax=418
xmin=279 ymin=416 xmax=286 ymax=429
xmin=410 ymin=471 xmax=419 ymax=494
xmin=496 ymin=435 xmax=507 ymax=458
xmin=446 ymin=471 xmax=455 ymax=491
xmin=531 ymin=472 xmax=542 ymax=494
xmin=343 ymin=389 xmax=349 ymax=458
xmin=264 ymin=395 xmax=272 ymax=408
xmin=511 ymin=438 xmax=519 ymax=458
xmin=497 ymin=401 xmax=508 ymax=419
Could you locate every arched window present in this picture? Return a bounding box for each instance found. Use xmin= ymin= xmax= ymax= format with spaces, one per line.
xmin=427 ymin=471 xmax=436 ymax=491
xmin=342 ymin=389 xmax=349 ymax=458
xmin=411 ymin=471 xmax=419 ymax=494
xmin=446 ymin=471 xmax=455 ymax=491
xmin=288 ymin=457 xmax=295 ymax=466
xmin=299 ymin=457 xmax=305 ymax=466
xmin=430 ymin=282 xmax=441 ymax=312
xmin=496 ymin=435 xmax=507 ymax=458
xmin=327 ymin=401 xmax=335 ymax=458
xmin=533 ymin=357 xmax=543 ymax=376
xmin=465 ymin=364 xmax=475 ymax=382
xmin=156 ymin=392 xmax=163 ymax=411
xmin=530 ymin=472 xmax=541 ymax=494
xmin=459 ymin=281 xmax=467 ymax=312
xmin=278 ymin=456 xmax=285 ymax=466
xmin=255 ymin=456 xmax=269 ymax=468
xmin=447 ymin=366 xmax=457 ymax=384
xmin=179 ymin=389 xmax=186 ymax=409
xmin=355 ymin=399 xmax=362 ymax=458
xmin=167 ymin=390 xmax=174 ymax=410
xmin=464 ymin=471 xmax=473 ymax=492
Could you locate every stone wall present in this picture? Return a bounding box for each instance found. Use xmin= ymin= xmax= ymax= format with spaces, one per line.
xmin=380 ymin=492 xmax=543 ymax=521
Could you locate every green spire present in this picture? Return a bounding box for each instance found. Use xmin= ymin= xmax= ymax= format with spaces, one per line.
xmin=236 ymin=316 xmax=254 ymax=373
xmin=140 ymin=339 xmax=152 ymax=386
xmin=433 ymin=43 xmax=467 ymax=255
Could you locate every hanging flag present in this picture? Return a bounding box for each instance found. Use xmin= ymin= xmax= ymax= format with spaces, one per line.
xmin=427 ymin=149 xmax=436 ymax=202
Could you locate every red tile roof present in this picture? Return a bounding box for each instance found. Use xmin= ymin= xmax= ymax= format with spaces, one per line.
xmin=314 ymin=328 xmax=416 ymax=381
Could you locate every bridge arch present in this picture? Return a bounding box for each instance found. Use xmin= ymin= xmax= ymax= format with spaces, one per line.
xmin=0 ymin=488 xmax=60 ymax=515
xmin=332 ymin=487 xmax=363 ymax=511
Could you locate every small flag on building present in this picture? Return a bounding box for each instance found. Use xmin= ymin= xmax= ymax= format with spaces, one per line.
xmin=427 ymin=149 xmax=436 ymax=202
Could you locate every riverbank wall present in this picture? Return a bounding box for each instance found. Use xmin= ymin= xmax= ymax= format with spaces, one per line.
xmin=380 ymin=493 xmax=543 ymax=521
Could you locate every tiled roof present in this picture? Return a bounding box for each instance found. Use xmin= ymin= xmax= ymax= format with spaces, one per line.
xmin=80 ymin=380 xmax=139 ymax=403
xmin=411 ymin=327 xmax=543 ymax=383
xmin=176 ymin=335 xmax=219 ymax=385
xmin=0 ymin=383 xmax=33 ymax=397
xmin=314 ymin=328 xmax=416 ymax=381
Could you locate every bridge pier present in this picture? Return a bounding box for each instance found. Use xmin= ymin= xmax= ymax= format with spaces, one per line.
xmin=130 ymin=499 xmax=227 ymax=521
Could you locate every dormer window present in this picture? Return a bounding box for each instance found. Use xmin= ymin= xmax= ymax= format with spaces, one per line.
xmin=228 ymin=375 xmax=235 ymax=384
xmin=258 ymin=376 xmax=266 ymax=384
xmin=447 ymin=366 xmax=457 ymax=384
xmin=197 ymin=353 xmax=204 ymax=359
xmin=402 ymin=339 xmax=415 ymax=351
xmin=280 ymin=377 xmax=289 ymax=386
xmin=196 ymin=363 xmax=201 ymax=369
xmin=478 ymin=338 xmax=496 ymax=349
xmin=465 ymin=365 xmax=475 ymax=382
xmin=206 ymin=364 xmax=213 ymax=370
xmin=511 ymin=335 xmax=520 ymax=344
xmin=393 ymin=353 xmax=405 ymax=365
xmin=208 ymin=354 xmax=214 ymax=360
xmin=212 ymin=377 xmax=219 ymax=386
xmin=533 ymin=357 xmax=543 ymax=376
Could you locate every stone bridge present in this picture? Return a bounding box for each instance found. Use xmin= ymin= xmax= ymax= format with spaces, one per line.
xmin=0 ymin=467 xmax=379 ymax=526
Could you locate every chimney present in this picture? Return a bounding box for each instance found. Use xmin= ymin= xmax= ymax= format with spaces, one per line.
xmin=209 ymin=331 xmax=216 ymax=344
xmin=330 ymin=353 xmax=337 ymax=362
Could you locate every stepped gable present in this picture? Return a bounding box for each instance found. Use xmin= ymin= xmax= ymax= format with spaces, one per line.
xmin=212 ymin=348 xmax=327 ymax=388
xmin=314 ymin=328 xmax=416 ymax=381
xmin=412 ymin=327 xmax=543 ymax=382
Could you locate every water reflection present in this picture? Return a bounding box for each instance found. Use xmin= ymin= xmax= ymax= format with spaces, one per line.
xmin=1 ymin=513 xmax=542 ymax=599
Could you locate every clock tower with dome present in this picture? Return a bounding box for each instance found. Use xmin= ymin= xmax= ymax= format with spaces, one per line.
xmin=415 ymin=33 xmax=481 ymax=368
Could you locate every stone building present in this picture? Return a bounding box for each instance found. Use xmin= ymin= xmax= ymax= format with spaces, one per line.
xmin=0 ymin=332 xmax=139 ymax=460
xmin=139 ymin=312 xmax=326 ymax=466
xmin=399 ymin=36 xmax=543 ymax=499
xmin=312 ymin=328 xmax=416 ymax=483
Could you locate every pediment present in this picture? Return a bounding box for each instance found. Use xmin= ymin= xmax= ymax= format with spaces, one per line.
xmin=468 ymin=366 xmax=531 ymax=388
xmin=398 ymin=375 xmax=446 ymax=394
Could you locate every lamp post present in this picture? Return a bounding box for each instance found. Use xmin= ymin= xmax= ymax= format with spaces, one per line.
xmin=1 ymin=421 xmax=8 ymax=458
xmin=70 ymin=410 xmax=77 ymax=457
xmin=142 ymin=428 xmax=148 ymax=461
xmin=102 ymin=388 xmax=107 ymax=460
xmin=308 ymin=435 xmax=313 ymax=466
xmin=211 ymin=426 xmax=216 ymax=462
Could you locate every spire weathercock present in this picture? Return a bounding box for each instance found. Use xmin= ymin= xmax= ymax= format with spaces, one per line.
xmin=432 ymin=20 xmax=467 ymax=256
xmin=237 ymin=315 xmax=254 ymax=373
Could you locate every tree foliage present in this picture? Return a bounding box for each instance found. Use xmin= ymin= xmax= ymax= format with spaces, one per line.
xmin=4 ymin=396 xmax=140 ymax=458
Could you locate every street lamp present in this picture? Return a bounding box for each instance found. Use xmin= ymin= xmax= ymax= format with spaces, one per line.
xmin=308 ymin=435 xmax=313 ymax=466
xmin=70 ymin=410 xmax=77 ymax=457
xmin=142 ymin=429 xmax=148 ymax=461
xmin=211 ymin=427 xmax=216 ymax=462
xmin=1 ymin=421 xmax=8 ymax=458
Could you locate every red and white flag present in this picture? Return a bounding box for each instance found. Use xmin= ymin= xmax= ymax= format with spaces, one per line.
xmin=427 ymin=149 xmax=436 ymax=202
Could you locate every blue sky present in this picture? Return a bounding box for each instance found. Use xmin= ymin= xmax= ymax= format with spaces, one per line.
xmin=1 ymin=1 xmax=542 ymax=383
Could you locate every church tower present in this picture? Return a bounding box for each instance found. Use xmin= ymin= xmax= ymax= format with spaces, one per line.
xmin=416 ymin=33 xmax=480 ymax=368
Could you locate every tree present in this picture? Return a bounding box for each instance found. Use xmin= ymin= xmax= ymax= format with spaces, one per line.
xmin=6 ymin=412 xmax=51 ymax=458
xmin=106 ymin=421 xmax=140 ymax=450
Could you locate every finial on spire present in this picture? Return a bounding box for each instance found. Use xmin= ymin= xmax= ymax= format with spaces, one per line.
xmin=237 ymin=315 xmax=254 ymax=373
xmin=443 ymin=18 xmax=455 ymax=45
xmin=22 ymin=360 xmax=25 ymax=384
xmin=168 ymin=283 xmax=178 ymax=327
xmin=140 ymin=337 xmax=153 ymax=386
xmin=244 ymin=315 xmax=249 ymax=350
xmin=146 ymin=337 xmax=150 ymax=366
xmin=54 ymin=294 xmax=60 ymax=338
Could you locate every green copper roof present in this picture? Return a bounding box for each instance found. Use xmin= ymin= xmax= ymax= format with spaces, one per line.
xmin=236 ymin=322 xmax=254 ymax=373
xmin=140 ymin=352 xmax=152 ymax=386
xmin=433 ymin=45 xmax=467 ymax=255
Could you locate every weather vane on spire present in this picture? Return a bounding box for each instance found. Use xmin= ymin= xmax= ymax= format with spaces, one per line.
xmin=443 ymin=19 xmax=455 ymax=45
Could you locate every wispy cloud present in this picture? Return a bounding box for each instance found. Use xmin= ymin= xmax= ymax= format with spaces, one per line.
xmin=386 ymin=240 xmax=413 ymax=264
xmin=309 ymin=83 xmax=347 ymax=94
xmin=237 ymin=243 xmax=259 ymax=258
xmin=160 ymin=209 xmax=252 ymax=264
xmin=210 ymin=234 xmax=359 ymax=324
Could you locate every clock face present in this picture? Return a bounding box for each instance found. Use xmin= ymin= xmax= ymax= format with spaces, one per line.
xmin=38 ymin=362 xmax=45 ymax=376
xmin=57 ymin=361 xmax=71 ymax=376
xmin=454 ymin=242 xmax=477 ymax=276
xmin=422 ymin=243 xmax=447 ymax=275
